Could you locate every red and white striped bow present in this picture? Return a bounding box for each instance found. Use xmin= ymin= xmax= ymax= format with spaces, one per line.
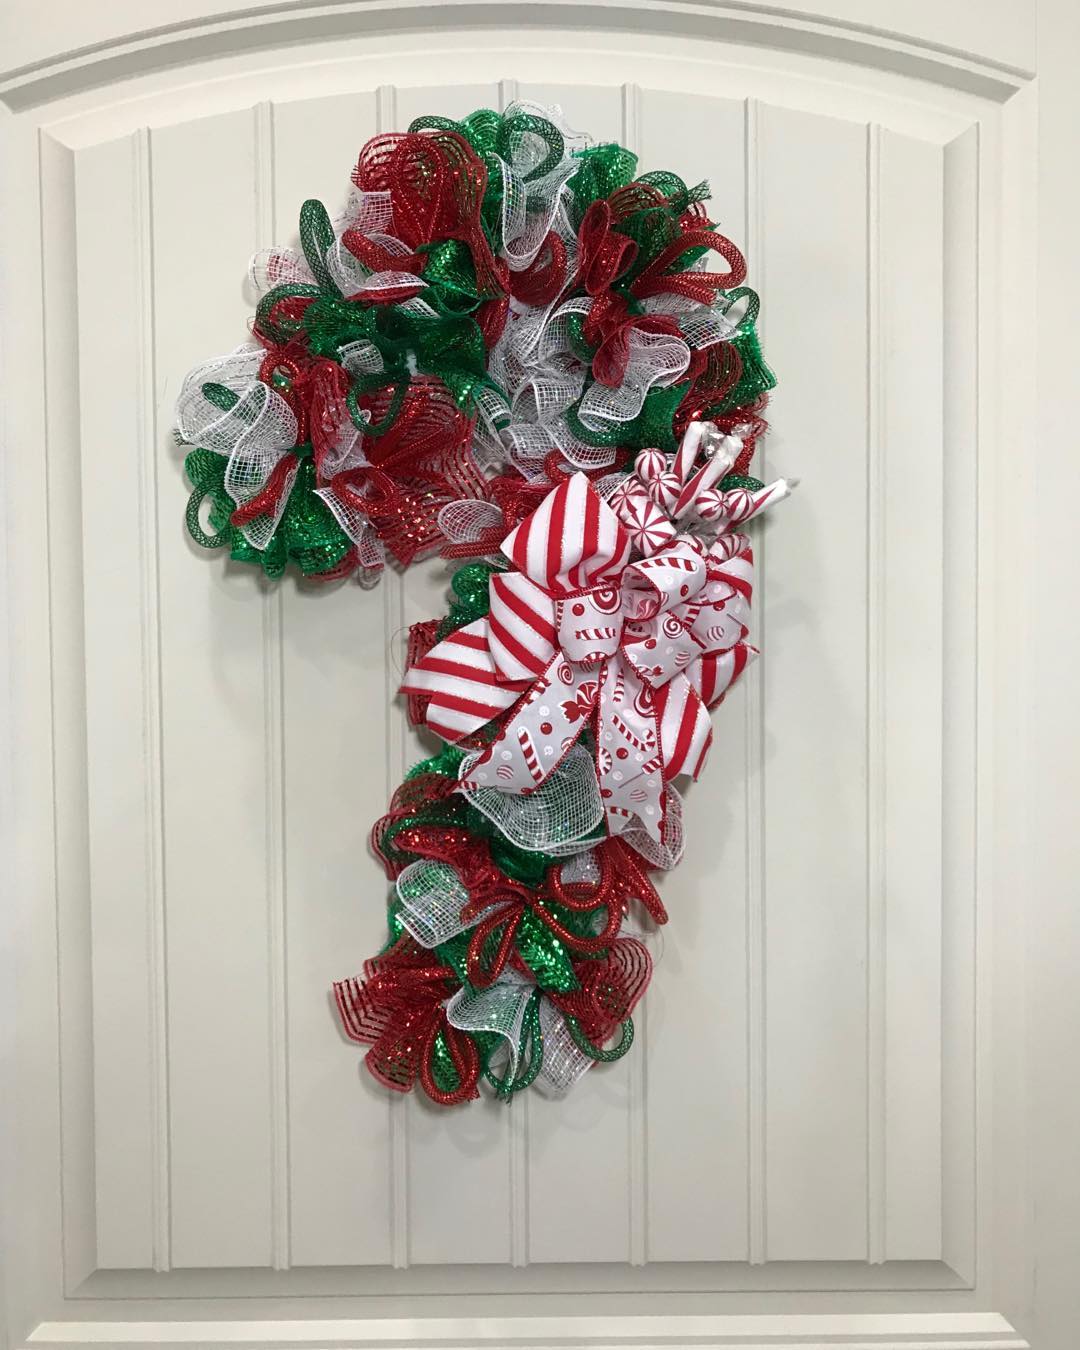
xmin=402 ymin=472 xmax=759 ymax=846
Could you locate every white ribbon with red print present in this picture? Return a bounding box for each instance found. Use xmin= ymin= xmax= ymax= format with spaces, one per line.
xmin=402 ymin=471 xmax=765 ymax=845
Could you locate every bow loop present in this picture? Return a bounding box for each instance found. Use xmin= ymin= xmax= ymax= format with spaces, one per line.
xmin=620 ymin=540 xmax=708 ymax=622
xmin=501 ymin=471 xmax=631 ymax=594
xmin=487 ymin=571 xmax=558 ymax=681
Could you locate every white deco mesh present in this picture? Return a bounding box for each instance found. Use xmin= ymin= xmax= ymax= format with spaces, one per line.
xmin=335 ymin=186 xmax=395 ymax=236
xmin=458 ymin=744 xmax=603 ymax=856
xmin=534 ymin=995 xmax=594 ymax=1096
xmin=437 ymin=499 xmax=507 ymax=548
xmin=175 ymin=346 xmax=300 ymax=551
xmin=395 ymin=859 xmax=502 ymax=948
xmin=446 ymin=970 xmax=535 ymax=1079
xmin=248 ymin=190 xmax=425 ymax=312
xmin=358 ymin=269 xmax=429 ymax=297
xmin=559 ymin=848 xmax=601 ymax=885
xmin=176 ymin=346 xmax=271 ymax=446
xmin=576 ymin=328 xmax=691 ymax=433
xmin=314 ymin=485 xmax=385 ymax=567
xmin=226 ymin=460 xmax=297 ymax=551
xmin=620 ymin=782 xmax=686 ymax=871
xmin=497 ymin=101 xmax=589 ymax=272
xmin=248 ymin=248 xmax=315 ymax=295
xmin=676 ymin=303 xmax=741 ymax=350
xmin=339 ymin=340 xmax=384 ymax=380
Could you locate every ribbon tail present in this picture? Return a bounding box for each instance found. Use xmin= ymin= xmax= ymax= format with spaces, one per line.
xmin=654 ymin=673 xmax=713 ymax=782
xmin=598 ymin=659 xmax=666 ymax=842
xmin=688 ymin=642 xmax=757 ymax=709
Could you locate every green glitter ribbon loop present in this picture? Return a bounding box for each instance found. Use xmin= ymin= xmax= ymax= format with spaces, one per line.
xmin=482 ymin=993 xmax=545 ymax=1099
xmin=565 ymin=1015 xmax=635 ymax=1063
xmin=299 ymin=198 xmax=340 ymax=296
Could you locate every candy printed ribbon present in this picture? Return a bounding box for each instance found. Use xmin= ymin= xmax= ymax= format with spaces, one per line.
xmin=403 ymin=461 xmax=786 ymax=844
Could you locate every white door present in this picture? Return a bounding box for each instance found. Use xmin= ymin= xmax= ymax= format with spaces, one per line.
xmin=3 ymin=3 xmax=1076 ymax=1347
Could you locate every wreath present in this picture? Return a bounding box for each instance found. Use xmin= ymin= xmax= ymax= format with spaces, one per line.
xmin=177 ymin=100 xmax=792 ymax=1105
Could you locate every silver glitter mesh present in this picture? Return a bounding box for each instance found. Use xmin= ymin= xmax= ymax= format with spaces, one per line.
xmin=559 ymin=848 xmax=601 ymax=885
xmin=620 ymin=783 xmax=686 ymax=870
xmin=437 ymin=498 xmax=506 ymax=547
xmin=395 ymin=860 xmax=499 ymax=948
xmin=175 ymin=349 xmax=300 ymax=551
xmin=446 ymin=972 xmax=535 ymax=1078
xmin=458 ymin=745 xmax=603 ymax=856
xmin=534 ymin=995 xmax=594 ymax=1096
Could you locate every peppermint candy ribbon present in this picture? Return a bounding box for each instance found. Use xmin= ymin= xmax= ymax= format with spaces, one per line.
xmin=403 ymin=469 xmax=774 ymax=844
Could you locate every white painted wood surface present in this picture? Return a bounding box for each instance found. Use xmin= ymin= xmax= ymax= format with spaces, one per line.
xmin=3 ymin=0 xmax=1065 ymax=1346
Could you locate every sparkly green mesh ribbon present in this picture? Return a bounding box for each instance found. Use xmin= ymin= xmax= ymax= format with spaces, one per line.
xmin=185 ymin=446 xmax=353 ymax=579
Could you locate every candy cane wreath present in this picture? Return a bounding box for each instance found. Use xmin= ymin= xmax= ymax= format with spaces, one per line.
xmin=177 ymin=101 xmax=793 ymax=1105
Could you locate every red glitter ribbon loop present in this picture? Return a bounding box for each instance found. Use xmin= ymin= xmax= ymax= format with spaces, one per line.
xmin=229 ymin=452 xmax=299 ymax=527
xmin=333 ymin=937 xmax=480 ymax=1105
xmin=509 ymin=231 xmax=568 ymax=307
xmin=552 ymin=937 xmax=653 ymax=1044
xmin=631 ymin=229 xmax=747 ymax=304
xmin=576 ymin=201 xmax=638 ymax=295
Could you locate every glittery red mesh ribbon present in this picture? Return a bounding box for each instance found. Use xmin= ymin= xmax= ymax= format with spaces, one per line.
xmin=229 ymin=453 xmax=299 ymax=527
xmin=630 ymin=229 xmax=747 ymax=304
xmin=352 ymin=130 xmax=503 ymax=299
xmin=333 ymin=934 xmax=480 ymax=1104
xmin=585 ymin=292 xmax=683 ymax=388
xmin=576 ymin=200 xmax=638 ymax=294
xmin=553 ymin=936 xmax=653 ymax=1044
xmin=475 ymin=258 xmax=511 ymax=349
xmin=306 ymin=358 xmax=351 ymax=472
xmin=509 ymin=231 xmax=568 ymax=307
xmin=256 ymin=340 xmax=314 ymax=439
xmin=330 ymin=378 xmax=486 ymax=565
xmin=340 ymin=229 xmax=425 ymax=277
xmin=403 ymin=620 xmax=441 ymax=726
xmin=370 ymin=772 xmax=462 ymax=880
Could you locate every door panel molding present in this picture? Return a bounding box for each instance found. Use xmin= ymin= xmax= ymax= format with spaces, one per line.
xmin=20 ymin=1311 xmax=1031 ymax=1350
xmin=0 ymin=0 xmax=1033 ymax=113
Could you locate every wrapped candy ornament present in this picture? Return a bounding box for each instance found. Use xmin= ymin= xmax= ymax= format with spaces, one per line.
xmin=175 ymin=100 xmax=791 ymax=1104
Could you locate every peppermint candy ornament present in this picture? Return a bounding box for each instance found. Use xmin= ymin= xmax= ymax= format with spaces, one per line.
xmin=609 ymin=481 xmax=678 ymax=555
xmin=612 ymin=421 xmax=793 ymax=551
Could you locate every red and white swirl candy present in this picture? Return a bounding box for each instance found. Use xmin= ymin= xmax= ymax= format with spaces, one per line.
xmin=611 ymin=419 xmax=794 ymax=553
